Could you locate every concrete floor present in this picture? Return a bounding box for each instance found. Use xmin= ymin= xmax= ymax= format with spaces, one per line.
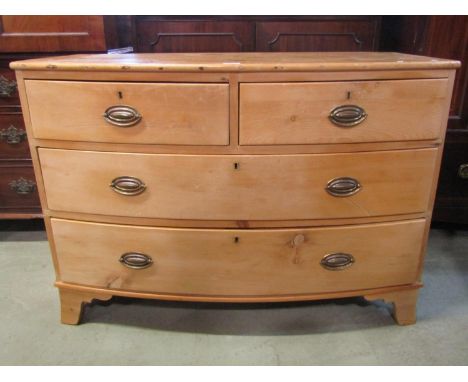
xmin=0 ymin=222 xmax=467 ymax=365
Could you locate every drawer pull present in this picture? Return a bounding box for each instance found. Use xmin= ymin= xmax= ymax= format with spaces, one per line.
xmin=103 ymin=105 xmax=142 ymax=127
xmin=321 ymin=253 xmax=355 ymax=271
xmin=9 ymin=177 xmax=36 ymax=195
xmin=119 ymin=252 xmax=153 ymax=269
xmin=110 ymin=176 xmax=146 ymax=196
xmin=1 ymin=125 xmax=27 ymax=144
xmin=329 ymin=105 xmax=367 ymax=127
xmin=0 ymin=75 xmax=17 ymax=98
xmin=326 ymin=177 xmax=361 ymax=197
xmin=458 ymin=164 xmax=468 ymax=179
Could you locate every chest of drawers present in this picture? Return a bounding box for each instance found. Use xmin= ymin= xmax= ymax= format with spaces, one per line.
xmin=11 ymin=52 xmax=459 ymax=326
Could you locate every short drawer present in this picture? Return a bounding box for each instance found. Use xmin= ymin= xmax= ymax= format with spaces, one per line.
xmin=39 ymin=148 xmax=437 ymax=220
xmin=51 ymin=218 xmax=425 ymax=296
xmin=25 ymin=80 xmax=229 ymax=145
xmin=239 ymin=79 xmax=448 ymax=145
xmin=0 ymin=164 xmax=40 ymax=210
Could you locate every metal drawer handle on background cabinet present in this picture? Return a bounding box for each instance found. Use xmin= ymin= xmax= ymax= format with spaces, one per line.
xmin=1 ymin=125 xmax=27 ymax=144
xmin=9 ymin=177 xmax=36 ymax=195
xmin=0 ymin=76 xmax=17 ymax=97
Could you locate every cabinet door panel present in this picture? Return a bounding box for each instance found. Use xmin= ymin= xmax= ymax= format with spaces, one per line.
xmin=136 ymin=19 xmax=254 ymax=52
xmin=256 ymin=18 xmax=380 ymax=52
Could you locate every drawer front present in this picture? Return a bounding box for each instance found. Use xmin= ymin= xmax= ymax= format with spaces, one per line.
xmin=0 ymin=114 xmax=31 ymax=159
xmin=25 ymin=80 xmax=230 ymax=145
xmin=51 ymin=218 xmax=425 ymax=296
xmin=0 ymin=165 xmax=40 ymax=210
xmin=39 ymin=148 xmax=437 ymax=220
xmin=239 ymin=79 xmax=448 ymax=145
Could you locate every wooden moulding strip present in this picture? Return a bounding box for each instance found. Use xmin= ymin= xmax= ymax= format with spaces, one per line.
xmin=55 ymin=281 xmax=423 ymax=304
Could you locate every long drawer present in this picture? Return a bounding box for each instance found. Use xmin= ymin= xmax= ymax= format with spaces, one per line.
xmin=39 ymin=148 xmax=438 ymax=220
xmin=239 ymin=79 xmax=448 ymax=145
xmin=25 ymin=80 xmax=230 ymax=145
xmin=51 ymin=218 xmax=426 ymax=296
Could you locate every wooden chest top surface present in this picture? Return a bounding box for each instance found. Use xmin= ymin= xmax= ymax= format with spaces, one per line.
xmin=10 ymin=52 xmax=460 ymax=72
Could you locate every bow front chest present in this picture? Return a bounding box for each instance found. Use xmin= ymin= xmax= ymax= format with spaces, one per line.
xmin=11 ymin=52 xmax=459 ymax=325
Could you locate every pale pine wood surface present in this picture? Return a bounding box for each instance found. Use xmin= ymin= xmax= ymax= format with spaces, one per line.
xmin=25 ymin=80 xmax=230 ymax=145
xmin=365 ymin=289 xmax=420 ymax=326
xmin=59 ymin=289 xmax=112 ymax=325
xmin=10 ymin=52 xmax=460 ymax=72
xmin=55 ymin=281 xmax=422 ymax=304
xmin=51 ymin=218 xmax=426 ymax=296
xmin=38 ymin=148 xmax=437 ymax=221
xmin=240 ymin=79 xmax=448 ymax=145
xmin=15 ymin=69 xmax=453 ymax=84
xmin=10 ymin=53 xmax=459 ymax=324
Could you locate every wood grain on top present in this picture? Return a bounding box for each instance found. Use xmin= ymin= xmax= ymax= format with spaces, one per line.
xmin=10 ymin=52 xmax=460 ymax=72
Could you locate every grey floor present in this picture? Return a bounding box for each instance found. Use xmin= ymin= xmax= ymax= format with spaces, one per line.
xmin=1 ymin=222 xmax=467 ymax=365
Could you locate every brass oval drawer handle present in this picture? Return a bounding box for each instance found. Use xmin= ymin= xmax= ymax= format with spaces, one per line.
xmin=321 ymin=253 xmax=355 ymax=271
xmin=329 ymin=105 xmax=367 ymax=127
xmin=1 ymin=125 xmax=26 ymax=144
xmin=103 ymin=105 xmax=142 ymax=127
xmin=326 ymin=177 xmax=361 ymax=197
xmin=119 ymin=252 xmax=153 ymax=269
xmin=9 ymin=177 xmax=36 ymax=195
xmin=110 ymin=176 xmax=146 ymax=196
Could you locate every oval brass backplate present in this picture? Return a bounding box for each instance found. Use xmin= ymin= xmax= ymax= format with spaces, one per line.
xmin=320 ymin=253 xmax=355 ymax=271
xmin=103 ymin=105 xmax=142 ymax=127
xmin=329 ymin=104 xmax=367 ymax=127
xmin=119 ymin=252 xmax=153 ymax=269
xmin=110 ymin=176 xmax=146 ymax=196
xmin=326 ymin=177 xmax=361 ymax=197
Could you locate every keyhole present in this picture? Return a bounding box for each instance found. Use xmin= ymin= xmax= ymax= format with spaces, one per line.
xmin=234 ymin=237 xmax=239 ymax=243
xmin=347 ymin=91 xmax=351 ymax=100
xmin=234 ymin=162 xmax=240 ymax=170
xmin=118 ymin=91 xmax=123 ymax=99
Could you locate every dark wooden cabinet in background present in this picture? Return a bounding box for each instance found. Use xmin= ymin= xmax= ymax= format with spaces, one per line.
xmin=0 ymin=16 xmax=118 ymax=52
xmin=382 ymin=16 xmax=468 ymax=224
xmin=0 ymin=16 xmax=118 ymax=219
xmin=133 ymin=16 xmax=381 ymax=53
xmin=1 ymin=15 xmax=467 ymax=224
